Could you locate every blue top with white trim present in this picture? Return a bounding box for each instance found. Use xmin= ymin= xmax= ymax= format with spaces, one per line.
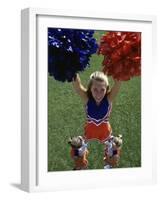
xmin=85 ymin=97 xmax=112 ymax=126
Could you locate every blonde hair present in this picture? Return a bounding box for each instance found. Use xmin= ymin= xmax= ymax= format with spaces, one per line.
xmin=68 ymin=136 xmax=83 ymax=148
xmin=113 ymin=135 xmax=123 ymax=147
xmin=87 ymin=71 xmax=109 ymax=98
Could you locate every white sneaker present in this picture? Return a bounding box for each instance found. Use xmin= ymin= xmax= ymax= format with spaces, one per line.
xmin=104 ymin=164 xmax=112 ymax=169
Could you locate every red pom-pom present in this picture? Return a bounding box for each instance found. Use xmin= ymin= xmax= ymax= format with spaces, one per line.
xmin=98 ymin=32 xmax=141 ymax=81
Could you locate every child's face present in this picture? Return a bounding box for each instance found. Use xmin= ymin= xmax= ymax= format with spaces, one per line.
xmin=91 ymin=80 xmax=107 ymax=104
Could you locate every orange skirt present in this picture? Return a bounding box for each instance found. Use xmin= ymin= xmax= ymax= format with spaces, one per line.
xmin=84 ymin=122 xmax=112 ymax=143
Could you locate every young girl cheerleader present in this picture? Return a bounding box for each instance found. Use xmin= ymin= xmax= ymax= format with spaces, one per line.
xmin=104 ymin=134 xmax=123 ymax=169
xmin=68 ymin=136 xmax=89 ymax=170
xmin=72 ymin=71 xmax=121 ymax=168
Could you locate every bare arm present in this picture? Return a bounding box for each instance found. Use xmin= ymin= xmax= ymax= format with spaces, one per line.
xmin=72 ymin=74 xmax=88 ymax=104
xmin=108 ymin=79 xmax=122 ymax=103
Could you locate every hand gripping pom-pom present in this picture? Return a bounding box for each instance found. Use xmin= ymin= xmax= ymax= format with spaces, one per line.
xmin=48 ymin=28 xmax=98 ymax=82
xmin=98 ymin=32 xmax=141 ymax=81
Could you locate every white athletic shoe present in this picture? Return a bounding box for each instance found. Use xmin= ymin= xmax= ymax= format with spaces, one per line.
xmin=104 ymin=164 xmax=112 ymax=169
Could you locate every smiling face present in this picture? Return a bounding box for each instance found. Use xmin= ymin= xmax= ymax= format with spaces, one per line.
xmin=90 ymin=79 xmax=107 ymax=104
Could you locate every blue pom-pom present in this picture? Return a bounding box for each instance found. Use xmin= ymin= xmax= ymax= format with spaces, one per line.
xmin=48 ymin=28 xmax=98 ymax=82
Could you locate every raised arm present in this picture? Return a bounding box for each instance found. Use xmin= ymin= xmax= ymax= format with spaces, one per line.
xmin=72 ymin=74 xmax=88 ymax=104
xmin=108 ymin=79 xmax=122 ymax=103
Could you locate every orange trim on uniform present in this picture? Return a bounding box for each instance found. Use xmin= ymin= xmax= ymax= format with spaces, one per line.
xmin=104 ymin=149 xmax=121 ymax=167
xmin=70 ymin=148 xmax=89 ymax=169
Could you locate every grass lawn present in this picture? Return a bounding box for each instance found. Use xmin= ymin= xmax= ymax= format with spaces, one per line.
xmin=48 ymin=30 xmax=141 ymax=171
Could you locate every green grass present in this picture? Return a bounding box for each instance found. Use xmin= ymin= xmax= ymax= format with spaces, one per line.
xmin=48 ymin=31 xmax=141 ymax=171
